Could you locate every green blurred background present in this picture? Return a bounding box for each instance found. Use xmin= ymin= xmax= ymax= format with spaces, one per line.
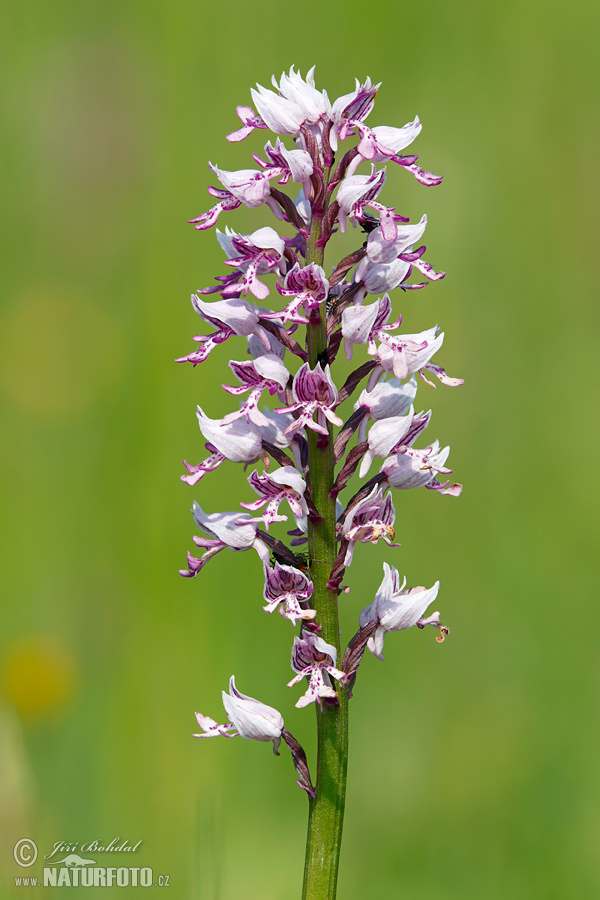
xmin=1 ymin=0 xmax=599 ymax=897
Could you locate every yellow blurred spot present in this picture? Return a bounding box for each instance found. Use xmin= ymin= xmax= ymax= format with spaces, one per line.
xmin=0 ymin=289 xmax=124 ymax=419
xmin=2 ymin=637 xmax=77 ymax=720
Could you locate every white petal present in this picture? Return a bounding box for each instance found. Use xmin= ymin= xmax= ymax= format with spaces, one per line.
xmin=371 ymin=118 xmax=422 ymax=153
xmin=196 ymin=407 xmax=262 ymax=462
xmin=223 ymin=676 xmax=284 ymax=742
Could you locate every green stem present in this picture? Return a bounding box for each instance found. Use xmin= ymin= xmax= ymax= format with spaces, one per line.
xmin=301 ymin=197 xmax=348 ymax=900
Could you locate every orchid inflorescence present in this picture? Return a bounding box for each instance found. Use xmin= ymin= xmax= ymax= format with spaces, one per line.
xmin=179 ymin=67 xmax=462 ymax=894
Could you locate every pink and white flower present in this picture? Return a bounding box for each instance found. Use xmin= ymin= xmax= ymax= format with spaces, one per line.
xmin=261 ymin=263 xmax=329 ymax=325
xmin=342 ymin=294 xmax=462 ymax=386
xmin=277 ymin=363 xmax=343 ymax=436
xmin=344 ymin=117 xmax=443 ymax=186
xmin=181 ymin=406 xmax=264 ymax=486
xmin=216 ymin=226 xmax=286 ymax=301
xmin=194 ymin=676 xmax=285 ymax=754
xmin=181 ymin=72 xmax=460 ymax=798
xmin=241 ymin=466 xmax=309 ymax=529
xmin=288 ymin=634 xmax=345 ymax=708
xmin=381 ymin=440 xmax=462 ymax=495
xmin=336 ymin=165 xmax=407 ymax=240
xmin=354 ymin=376 xmax=418 ymax=440
xmin=359 ymin=563 xmax=444 ymax=659
xmin=175 ymin=295 xmax=269 ymax=366
xmin=221 ymin=354 xmax=290 ymax=427
xmin=262 ymin=562 xmax=315 ymax=624
xmin=329 ymin=77 xmax=380 ymax=150
xmin=180 ymin=504 xmax=269 ymax=577
xmin=359 ymin=407 xmax=432 ymax=478
xmin=340 ymin=486 xmax=399 ymax=566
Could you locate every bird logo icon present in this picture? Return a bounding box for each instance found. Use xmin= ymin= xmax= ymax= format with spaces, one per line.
xmin=51 ymin=854 xmax=96 ymax=868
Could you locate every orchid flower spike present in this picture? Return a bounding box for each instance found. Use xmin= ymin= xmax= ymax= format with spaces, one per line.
xmin=181 ymin=67 xmax=461 ymax=895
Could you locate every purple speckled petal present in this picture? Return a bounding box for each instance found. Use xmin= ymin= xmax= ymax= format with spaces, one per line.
xmin=341 ymin=486 xmax=398 ymax=565
xmin=192 ymin=712 xmax=237 ymax=739
xmin=181 ymin=452 xmax=226 ymax=486
xmin=411 ymin=257 xmax=445 ymax=281
xmin=175 ymin=325 xmax=234 ymax=366
xmin=226 ymin=105 xmax=267 ymax=142
xmin=289 ymin=634 xmax=342 ymax=706
xmin=282 ymin=262 xmax=330 ymax=303
xmin=241 ymin=468 xmax=308 ymax=526
xmin=399 ymin=162 xmax=443 ymax=186
xmin=188 ymin=194 xmax=242 ymax=230
xmin=422 ymin=362 xmax=464 ymax=387
xmin=262 ymin=561 xmax=315 ymax=624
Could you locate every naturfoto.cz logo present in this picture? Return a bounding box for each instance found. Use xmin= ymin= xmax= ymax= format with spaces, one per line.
xmin=42 ymin=865 xmax=159 ymax=888
xmin=13 ymin=839 xmax=170 ymax=889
